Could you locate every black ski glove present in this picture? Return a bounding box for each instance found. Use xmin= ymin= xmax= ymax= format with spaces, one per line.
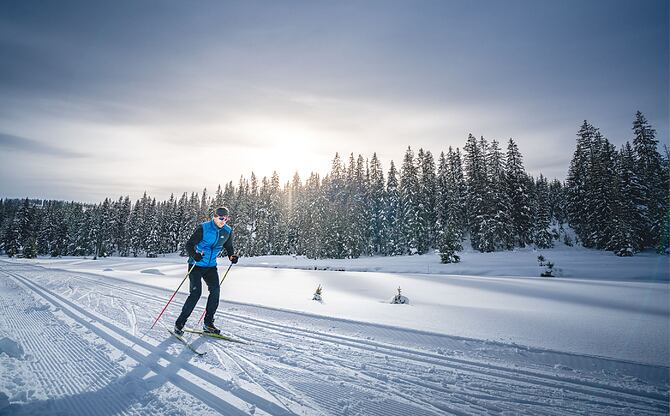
xmin=229 ymin=255 xmax=239 ymax=264
xmin=192 ymin=252 xmax=203 ymax=262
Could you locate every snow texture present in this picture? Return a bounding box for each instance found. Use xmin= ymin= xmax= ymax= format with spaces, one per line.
xmin=0 ymin=246 xmax=667 ymax=415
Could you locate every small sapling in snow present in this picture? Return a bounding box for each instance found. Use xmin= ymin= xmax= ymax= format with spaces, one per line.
xmin=391 ymin=286 xmax=409 ymax=304
xmin=312 ymin=284 xmax=323 ymax=301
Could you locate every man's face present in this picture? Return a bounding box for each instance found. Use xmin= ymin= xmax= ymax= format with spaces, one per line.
xmin=213 ymin=215 xmax=229 ymax=227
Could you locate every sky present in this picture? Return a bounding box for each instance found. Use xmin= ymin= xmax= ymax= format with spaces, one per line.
xmin=0 ymin=0 xmax=668 ymax=203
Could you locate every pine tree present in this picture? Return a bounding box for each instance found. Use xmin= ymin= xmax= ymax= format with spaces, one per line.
xmin=487 ymin=139 xmax=514 ymax=250
xmin=417 ymin=149 xmax=437 ymax=253
xmin=400 ymin=147 xmax=421 ymax=254
xmin=609 ymin=143 xmax=639 ymax=255
xmin=464 ymin=135 xmax=492 ymax=252
xmin=368 ymin=153 xmax=386 ymax=255
xmin=566 ymin=121 xmax=597 ymax=246
xmin=385 ymin=161 xmax=403 ymax=255
xmin=632 ymin=111 xmax=666 ymax=249
xmin=533 ymin=175 xmax=553 ymax=248
xmin=505 ymin=138 xmax=532 ymax=246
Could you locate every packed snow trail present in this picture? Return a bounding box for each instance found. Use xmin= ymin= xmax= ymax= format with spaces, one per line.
xmin=0 ymin=261 xmax=667 ymax=415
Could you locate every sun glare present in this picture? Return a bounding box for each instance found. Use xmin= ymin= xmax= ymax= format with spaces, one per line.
xmin=237 ymin=117 xmax=326 ymax=180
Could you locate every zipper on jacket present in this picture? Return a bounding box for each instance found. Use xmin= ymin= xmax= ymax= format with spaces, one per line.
xmin=208 ymin=223 xmax=221 ymax=266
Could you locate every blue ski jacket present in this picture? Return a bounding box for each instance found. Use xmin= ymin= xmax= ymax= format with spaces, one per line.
xmin=186 ymin=220 xmax=234 ymax=267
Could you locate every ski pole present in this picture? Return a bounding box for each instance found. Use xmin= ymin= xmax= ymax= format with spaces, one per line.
xmin=150 ymin=261 xmax=197 ymax=330
xmin=196 ymin=261 xmax=234 ymax=325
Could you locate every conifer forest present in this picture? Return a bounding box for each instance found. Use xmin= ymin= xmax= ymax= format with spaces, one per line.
xmin=2 ymin=112 xmax=668 ymax=261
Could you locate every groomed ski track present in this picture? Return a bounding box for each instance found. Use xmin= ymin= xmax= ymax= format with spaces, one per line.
xmin=0 ymin=261 xmax=667 ymax=415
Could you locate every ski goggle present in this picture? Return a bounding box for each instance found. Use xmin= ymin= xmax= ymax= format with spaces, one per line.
xmin=216 ymin=215 xmax=231 ymax=221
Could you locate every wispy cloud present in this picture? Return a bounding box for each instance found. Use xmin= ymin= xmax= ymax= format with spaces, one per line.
xmin=0 ymin=132 xmax=87 ymax=158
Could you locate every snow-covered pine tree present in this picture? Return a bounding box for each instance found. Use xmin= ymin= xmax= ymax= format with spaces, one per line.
xmin=464 ymin=135 xmax=492 ymax=252
xmin=487 ymin=139 xmax=514 ymax=250
xmin=436 ymin=148 xmax=466 ymax=262
xmin=417 ymin=149 xmax=437 ymax=253
xmin=368 ymin=153 xmax=386 ymax=255
xmin=213 ymin=184 xmax=225 ymax=213
xmin=254 ymin=176 xmax=271 ymax=255
xmin=400 ymin=147 xmax=421 ymax=254
xmin=88 ymin=203 xmax=102 ymax=259
xmin=145 ymin=198 xmax=161 ymax=258
xmin=505 ymin=138 xmax=533 ymax=247
xmin=312 ymin=284 xmax=323 ymax=301
xmin=199 ymin=187 xmax=209 ymax=222
xmin=533 ymin=175 xmax=553 ymax=248
xmin=322 ymin=154 xmax=348 ymax=259
xmin=344 ymin=154 xmax=366 ymax=258
xmin=566 ymin=121 xmax=597 ymax=246
xmin=609 ymin=142 xmax=639 ymax=256
xmin=305 ymin=172 xmax=326 ymax=259
xmin=436 ymin=151 xmax=449 ymax=240
xmin=127 ymin=198 xmax=143 ymax=257
xmin=438 ymin=222 xmax=462 ymax=263
xmin=447 ymin=148 xmax=468 ymax=237
xmin=548 ymin=179 xmax=566 ymax=226
xmin=632 ymin=111 xmax=667 ymax=250
xmin=268 ymin=172 xmax=286 ymax=255
xmin=246 ymin=173 xmax=260 ymax=256
xmin=384 ymin=161 xmax=403 ymax=256
xmin=587 ymin=133 xmax=617 ymax=249
xmin=48 ymin=201 xmax=68 ymax=257
xmin=233 ymin=176 xmax=253 ymax=257
xmin=286 ymin=172 xmax=302 ymax=255
xmin=5 ymin=199 xmax=32 ymax=257
xmin=391 ymin=286 xmax=409 ymax=304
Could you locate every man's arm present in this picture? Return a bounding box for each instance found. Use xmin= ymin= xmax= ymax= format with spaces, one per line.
xmin=223 ymin=230 xmax=235 ymax=257
xmin=185 ymin=226 xmax=203 ymax=259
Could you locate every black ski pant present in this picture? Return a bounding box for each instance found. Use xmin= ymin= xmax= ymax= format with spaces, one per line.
xmin=175 ymin=265 xmax=220 ymax=328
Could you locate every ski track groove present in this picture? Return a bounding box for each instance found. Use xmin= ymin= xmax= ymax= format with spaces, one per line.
xmin=220 ymin=310 xmax=668 ymax=412
xmin=209 ymin=343 xmax=306 ymax=415
xmin=3 ymin=269 xmax=294 ymax=416
xmin=2 ymin=262 xmax=668 ymax=415
xmin=26 ymin=265 xmax=670 ymax=415
xmin=225 ymin=346 xmax=330 ymax=415
xmin=0 ymin=278 xmax=131 ymax=416
xmin=60 ymin=270 xmax=670 ymax=413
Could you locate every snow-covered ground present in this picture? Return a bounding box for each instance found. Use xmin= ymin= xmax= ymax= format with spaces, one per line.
xmin=0 ymin=247 xmax=668 ymax=415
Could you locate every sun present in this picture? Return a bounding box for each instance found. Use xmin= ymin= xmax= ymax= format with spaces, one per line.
xmin=236 ymin=116 xmax=326 ymax=180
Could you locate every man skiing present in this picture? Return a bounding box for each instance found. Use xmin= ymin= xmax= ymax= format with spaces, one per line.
xmin=174 ymin=207 xmax=238 ymax=336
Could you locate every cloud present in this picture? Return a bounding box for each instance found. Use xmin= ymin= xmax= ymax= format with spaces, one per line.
xmin=0 ymin=132 xmax=87 ymax=158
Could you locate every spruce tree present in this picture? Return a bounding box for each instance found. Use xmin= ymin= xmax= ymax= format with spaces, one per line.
xmin=400 ymin=147 xmax=421 ymax=254
xmin=609 ymin=143 xmax=639 ymax=255
xmin=533 ymin=175 xmax=553 ymax=248
xmin=632 ymin=111 xmax=666 ymax=249
xmin=505 ymin=138 xmax=532 ymax=246
xmin=417 ymin=149 xmax=437 ymax=253
xmin=566 ymin=121 xmax=597 ymax=246
xmin=464 ymin=135 xmax=491 ymax=252
xmin=487 ymin=139 xmax=514 ymax=250
xmin=368 ymin=153 xmax=386 ymax=255
xmin=385 ymin=161 xmax=403 ymax=255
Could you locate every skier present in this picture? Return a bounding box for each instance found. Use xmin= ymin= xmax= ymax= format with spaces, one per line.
xmin=174 ymin=207 xmax=238 ymax=336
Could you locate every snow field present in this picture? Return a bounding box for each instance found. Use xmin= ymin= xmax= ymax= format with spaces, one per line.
xmin=0 ymin=258 xmax=668 ymax=415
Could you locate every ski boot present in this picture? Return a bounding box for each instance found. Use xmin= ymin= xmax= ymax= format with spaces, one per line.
xmin=174 ymin=323 xmax=184 ymax=336
xmin=203 ymin=322 xmax=221 ymax=335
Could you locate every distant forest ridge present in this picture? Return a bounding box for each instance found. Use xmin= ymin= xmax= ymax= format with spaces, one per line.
xmin=1 ymin=112 xmax=668 ymax=260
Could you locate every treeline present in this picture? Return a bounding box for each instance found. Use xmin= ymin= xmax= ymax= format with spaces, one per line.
xmin=1 ymin=112 xmax=667 ymax=261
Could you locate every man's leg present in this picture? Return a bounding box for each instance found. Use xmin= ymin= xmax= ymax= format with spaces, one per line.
xmin=175 ymin=266 xmax=203 ymax=328
xmin=202 ymin=267 xmax=220 ymax=325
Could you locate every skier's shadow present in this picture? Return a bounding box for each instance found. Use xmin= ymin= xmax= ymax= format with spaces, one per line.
xmin=0 ymin=337 xmax=243 ymax=416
